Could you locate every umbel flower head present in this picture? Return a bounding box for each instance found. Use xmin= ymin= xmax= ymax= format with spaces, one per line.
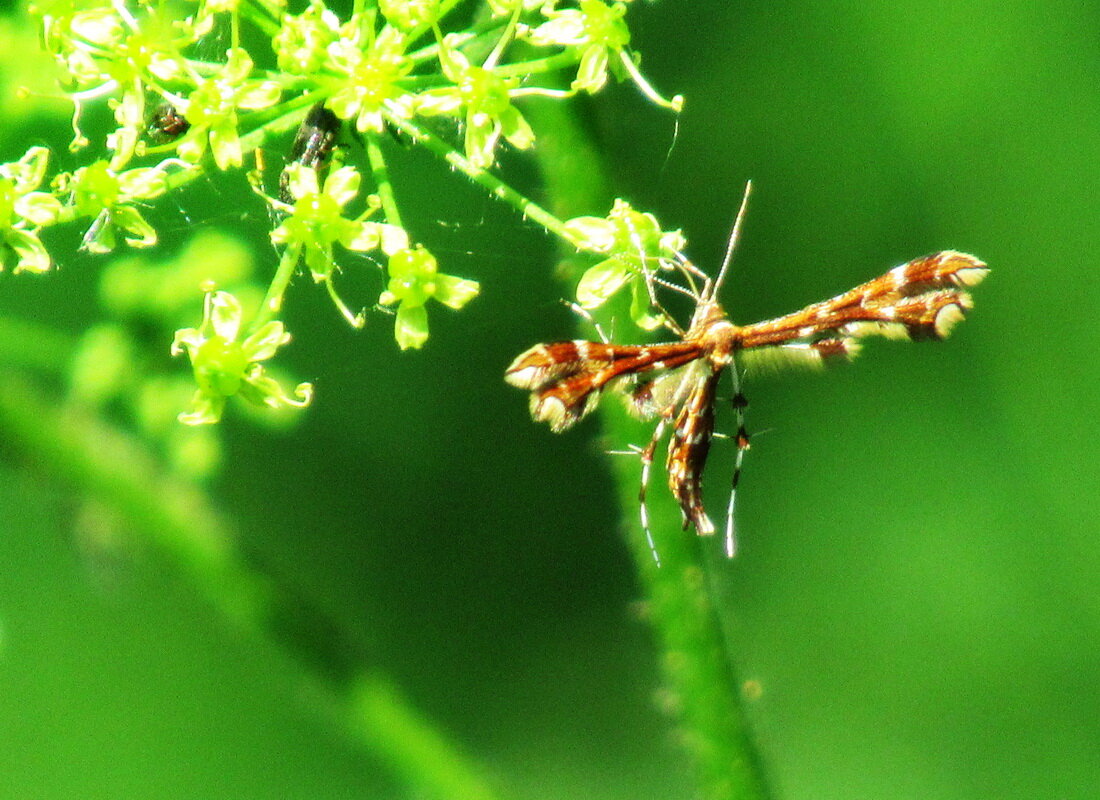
xmin=171 ymin=289 xmax=312 ymax=425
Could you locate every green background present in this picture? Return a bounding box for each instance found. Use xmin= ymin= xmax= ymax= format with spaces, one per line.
xmin=1 ymin=1 xmax=1097 ymax=798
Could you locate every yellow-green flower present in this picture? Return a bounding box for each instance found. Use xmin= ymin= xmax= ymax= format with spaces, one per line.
xmin=0 ymin=147 xmax=62 ymax=273
xmin=566 ymin=199 xmax=686 ymax=330
xmin=379 ymin=247 xmax=479 ymax=349
xmin=171 ymin=290 xmax=312 ymax=425
xmin=177 ymin=48 xmax=281 ymax=170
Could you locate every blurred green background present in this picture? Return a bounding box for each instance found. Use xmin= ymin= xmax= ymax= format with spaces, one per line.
xmin=1 ymin=1 xmax=1098 ymax=798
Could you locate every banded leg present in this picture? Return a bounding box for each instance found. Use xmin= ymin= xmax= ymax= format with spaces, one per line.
xmin=638 ymin=414 xmax=671 ymax=567
xmin=723 ymin=368 xmax=750 ymax=558
xmin=564 ymin=300 xmax=612 ymax=344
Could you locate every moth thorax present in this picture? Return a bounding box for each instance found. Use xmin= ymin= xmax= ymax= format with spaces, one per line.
xmin=686 ymin=303 xmax=735 ymax=364
xmin=688 ymin=301 xmax=729 ymax=336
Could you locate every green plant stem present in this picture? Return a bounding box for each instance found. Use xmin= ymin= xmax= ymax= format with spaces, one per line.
xmin=365 ymin=135 xmax=404 ymax=229
xmin=252 ymin=241 xmax=301 ymax=331
xmin=492 ymin=52 xmax=581 ymax=79
xmin=0 ymin=371 xmax=503 ymax=800
xmin=241 ymin=0 xmax=282 ymax=34
xmin=524 ymin=96 xmax=772 ymax=800
xmin=407 ymin=0 xmax=472 ymax=53
xmin=384 ymin=114 xmax=575 ymax=243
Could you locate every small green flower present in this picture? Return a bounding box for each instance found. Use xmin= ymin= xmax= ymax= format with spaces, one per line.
xmin=528 ymin=0 xmax=631 ymax=93
xmin=379 ymin=246 xmax=479 ymax=349
xmin=325 ymin=23 xmax=413 ymax=134
xmin=66 ymin=159 xmax=169 ymax=253
xmin=0 ymin=146 xmax=62 ymax=273
xmin=171 ymin=289 xmax=312 ymax=425
xmin=201 ymin=0 xmax=243 ymax=15
xmin=273 ymin=0 xmax=342 ymax=77
xmin=527 ymin=0 xmax=681 ymax=110
xmin=486 ymin=0 xmax=543 ymax=15
xmin=271 ymin=164 xmax=408 ymax=319
xmin=416 ymin=36 xmax=534 ymax=168
xmin=177 ymin=48 xmax=281 ymax=170
xmin=566 ymin=199 xmax=686 ymax=329
xmin=379 ymin=0 xmax=440 ymax=30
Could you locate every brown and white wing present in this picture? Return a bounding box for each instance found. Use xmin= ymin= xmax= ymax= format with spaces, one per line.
xmin=735 ymin=251 xmax=989 ymax=372
xmin=505 ymin=340 xmax=702 ymax=432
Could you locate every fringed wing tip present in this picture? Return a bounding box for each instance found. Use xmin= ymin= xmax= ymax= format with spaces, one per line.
xmin=739 ymin=338 xmax=862 ymax=375
xmin=504 ymin=344 xmax=550 ymax=389
xmin=936 ymin=251 xmax=989 ymax=288
xmin=691 ymin=512 xmax=716 ymax=536
xmin=528 ymin=391 xmax=600 ymax=433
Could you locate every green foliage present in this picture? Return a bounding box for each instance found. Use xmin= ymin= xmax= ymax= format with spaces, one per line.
xmin=20 ymin=0 xmax=681 ymax=424
xmin=0 ymin=3 xmax=771 ymax=798
xmin=5 ymin=2 xmax=1094 ymax=799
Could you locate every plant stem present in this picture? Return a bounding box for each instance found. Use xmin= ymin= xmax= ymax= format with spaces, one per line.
xmin=251 ymin=240 xmax=301 ymax=331
xmin=383 ymin=114 xmax=575 ymax=243
xmin=0 ymin=372 xmax=504 ymax=800
xmin=365 ymin=134 xmax=404 ymax=228
xmin=524 ymin=96 xmax=773 ymax=800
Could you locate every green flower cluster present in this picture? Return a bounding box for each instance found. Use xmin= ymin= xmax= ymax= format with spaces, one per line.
xmin=566 ymin=199 xmax=687 ymax=330
xmin=20 ymin=0 xmax=683 ymax=425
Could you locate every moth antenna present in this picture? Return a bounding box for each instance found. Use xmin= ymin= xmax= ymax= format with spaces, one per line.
xmin=676 ymin=255 xmax=710 ymax=293
xmin=637 ymin=271 xmax=686 ymax=338
xmin=657 ymin=250 xmax=704 ymax=299
xmin=710 ymin=180 xmax=753 ymax=301
xmin=652 ymin=274 xmax=701 ymax=303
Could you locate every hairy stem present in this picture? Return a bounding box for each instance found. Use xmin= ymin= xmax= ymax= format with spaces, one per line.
xmin=384 ymin=114 xmax=575 ymax=243
xmin=524 ymin=96 xmax=772 ymax=800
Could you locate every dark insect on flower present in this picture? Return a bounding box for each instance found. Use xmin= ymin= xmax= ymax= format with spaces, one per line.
xmin=146 ymin=102 xmax=190 ymax=143
xmin=505 ymin=184 xmax=988 ymax=561
xmin=279 ymin=102 xmax=341 ymax=202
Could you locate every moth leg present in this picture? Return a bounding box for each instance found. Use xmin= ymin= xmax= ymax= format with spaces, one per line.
xmin=563 ymin=300 xmax=612 ymax=344
xmin=638 ymin=415 xmax=670 ymax=567
xmin=724 ymin=367 xmax=750 ymax=558
xmin=605 ymin=443 xmax=645 ymax=457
